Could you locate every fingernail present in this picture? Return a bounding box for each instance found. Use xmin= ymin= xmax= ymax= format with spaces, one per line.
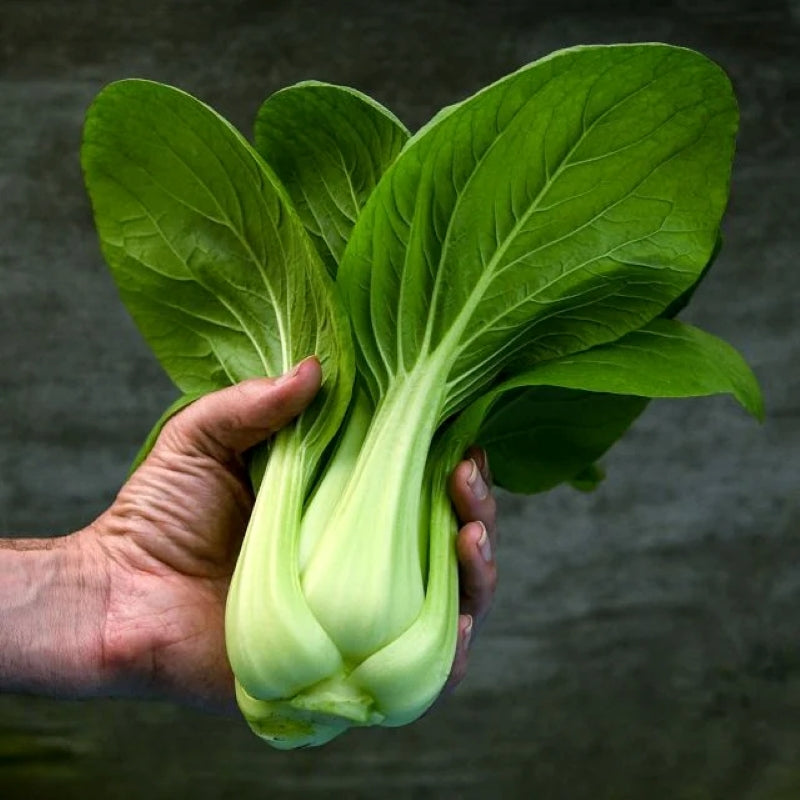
xmin=467 ymin=459 xmax=489 ymax=500
xmin=276 ymin=358 xmax=310 ymax=385
xmin=462 ymin=615 xmax=473 ymax=649
xmin=477 ymin=521 xmax=492 ymax=563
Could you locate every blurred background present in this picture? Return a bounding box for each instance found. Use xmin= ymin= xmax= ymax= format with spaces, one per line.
xmin=1 ymin=0 xmax=798 ymax=797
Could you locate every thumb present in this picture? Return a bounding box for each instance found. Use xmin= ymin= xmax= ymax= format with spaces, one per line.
xmin=159 ymin=357 xmax=322 ymax=462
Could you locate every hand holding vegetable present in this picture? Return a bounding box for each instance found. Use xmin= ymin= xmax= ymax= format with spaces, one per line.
xmin=82 ymin=357 xmax=495 ymax=711
xmin=0 ymin=360 xmax=496 ymax=709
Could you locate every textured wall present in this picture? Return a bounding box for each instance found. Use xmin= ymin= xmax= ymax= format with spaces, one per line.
xmin=1 ymin=1 xmax=798 ymax=797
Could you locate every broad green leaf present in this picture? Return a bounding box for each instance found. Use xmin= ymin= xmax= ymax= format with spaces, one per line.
xmin=501 ymin=318 xmax=763 ymax=419
xmin=439 ymin=318 xmax=761 ymax=494
xmin=127 ymin=392 xmax=204 ymax=476
xmin=254 ymin=82 xmax=409 ymax=275
xmin=484 ymin=228 xmax=725 ymax=490
xmin=485 ymin=226 xmax=725 ymax=489
xmin=478 ymin=388 xmax=648 ymax=493
xmin=81 ymin=79 xmax=354 ymax=466
xmin=339 ymin=44 xmax=738 ymax=415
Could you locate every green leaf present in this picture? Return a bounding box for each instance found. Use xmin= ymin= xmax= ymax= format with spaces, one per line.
xmin=339 ymin=44 xmax=738 ymax=415
xmin=662 ymin=228 xmax=723 ymax=319
xmin=254 ymin=82 xmax=409 ymax=275
xmin=81 ymin=79 xmax=354 ymax=466
xmin=477 ymin=388 xmax=648 ymax=493
xmin=127 ymin=392 xmax=204 ymax=476
xmin=479 ymin=233 xmax=728 ymax=492
xmin=504 ymin=318 xmax=764 ymax=419
xmin=440 ymin=317 xmax=761 ymax=494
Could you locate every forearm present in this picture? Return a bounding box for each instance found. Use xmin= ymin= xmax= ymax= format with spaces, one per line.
xmin=0 ymin=532 xmax=109 ymax=697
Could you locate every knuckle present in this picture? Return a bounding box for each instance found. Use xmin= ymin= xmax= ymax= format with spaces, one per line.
xmin=159 ymin=401 xmax=231 ymax=461
xmin=159 ymin=413 xmax=192 ymax=451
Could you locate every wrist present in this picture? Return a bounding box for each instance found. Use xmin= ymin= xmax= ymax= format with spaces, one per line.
xmin=77 ymin=512 xmax=205 ymax=705
xmin=71 ymin=517 xmax=162 ymax=700
xmin=0 ymin=529 xmax=111 ymax=697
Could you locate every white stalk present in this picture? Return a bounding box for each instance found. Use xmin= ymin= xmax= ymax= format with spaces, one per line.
xmin=349 ymin=449 xmax=460 ymax=724
xmin=225 ymin=428 xmax=343 ymax=699
xmin=300 ymin=361 xmax=449 ymax=662
xmin=298 ymin=388 xmax=373 ymax=571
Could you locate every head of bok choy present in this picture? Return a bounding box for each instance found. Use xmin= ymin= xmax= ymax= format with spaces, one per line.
xmin=81 ymin=44 xmax=763 ymax=748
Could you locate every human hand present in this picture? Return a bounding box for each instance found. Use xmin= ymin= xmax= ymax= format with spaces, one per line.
xmin=79 ymin=358 xmax=497 ymax=711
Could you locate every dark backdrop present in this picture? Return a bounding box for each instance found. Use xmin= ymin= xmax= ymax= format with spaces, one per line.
xmin=1 ymin=1 xmax=798 ymax=797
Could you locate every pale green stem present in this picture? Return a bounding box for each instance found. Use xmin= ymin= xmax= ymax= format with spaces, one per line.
xmin=348 ymin=447 xmax=460 ymax=725
xmin=300 ymin=363 xmax=449 ymax=662
xmin=225 ymin=428 xmax=343 ymax=700
xmin=298 ymin=388 xmax=373 ymax=571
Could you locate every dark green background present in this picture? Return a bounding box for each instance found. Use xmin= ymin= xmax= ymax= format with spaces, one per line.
xmin=1 ymin=1 xmax=798 ymax=797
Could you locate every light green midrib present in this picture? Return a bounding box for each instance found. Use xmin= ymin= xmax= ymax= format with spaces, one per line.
xmin=261 ymin=93 xmax=405 ymax=396
xmin=93 ymin=149 xmax=286 ymax=375
xmin=128 ymin=91 xmax=294 ymax=370
xmin=396 ymin=148 xmax=438 ymax=377
xmin=121 ymin=281 xmax=247 ymax=385
xmin=98 ymin=167 xmax=276 ymax=379
xmin=436 ymin=113 xmax=713 ymax=411
xmin=418 ymin=58 xmax=672 ymax=359
xmin=450 ymin=201 xmax=684 ymax=362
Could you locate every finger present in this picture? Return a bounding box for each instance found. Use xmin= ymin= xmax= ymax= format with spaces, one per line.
xmin=161 ymin=357 xmax=322 ymax=461
xmin=448 ymin=454 xmax=497 ymax=543
xmin=442 ymin=614 xmax=473 ymax=694
xmin=465 ymin=444 xmax=491 ymax=487
xmin=456 ymin=520 xmax=496 ymax=627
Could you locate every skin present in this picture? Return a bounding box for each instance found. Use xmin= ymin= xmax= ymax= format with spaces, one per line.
xmin=0 ymin=357 xmax=497 ymax=715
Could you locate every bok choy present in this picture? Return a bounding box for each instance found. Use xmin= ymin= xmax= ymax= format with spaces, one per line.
xmin=81 ymin=43 xmax=763 ymax=748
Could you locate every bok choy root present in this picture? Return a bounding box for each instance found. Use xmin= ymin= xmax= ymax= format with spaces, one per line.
xmin=81 ymin=43 xmax=763 ymax=748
